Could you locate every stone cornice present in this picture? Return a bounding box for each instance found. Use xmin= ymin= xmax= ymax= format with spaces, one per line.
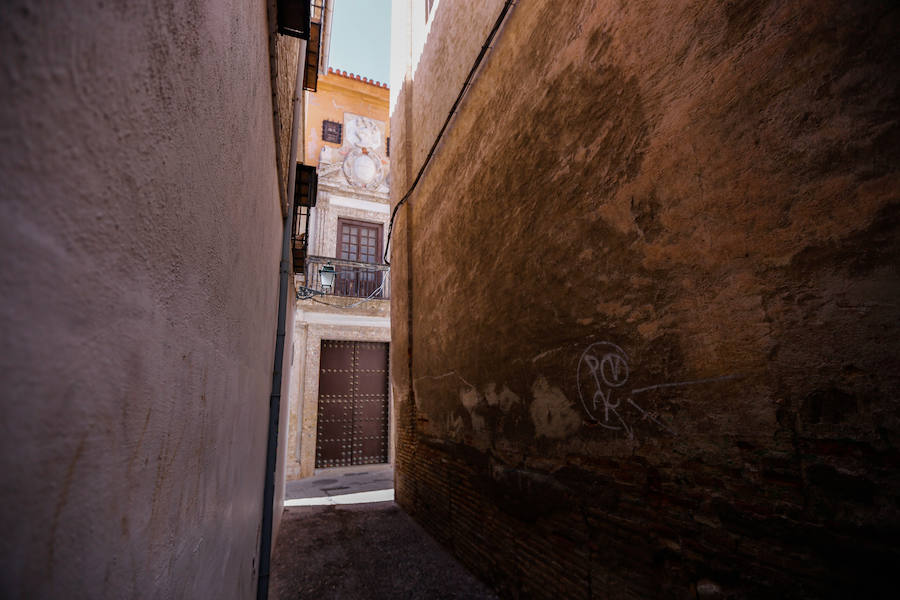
xmin=318 ymin=180 xmax=390 ymax=204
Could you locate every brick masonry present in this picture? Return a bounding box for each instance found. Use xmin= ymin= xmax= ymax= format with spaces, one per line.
xmin=390 ymin=1 xmax=900 ymax=598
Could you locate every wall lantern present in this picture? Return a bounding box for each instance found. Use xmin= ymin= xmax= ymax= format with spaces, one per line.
xmin=319 ymin=263 xmax=336 ymax=292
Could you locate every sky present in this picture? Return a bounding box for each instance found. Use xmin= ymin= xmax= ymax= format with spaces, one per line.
xmin=328 ymin=0 xmax=392 ymax=85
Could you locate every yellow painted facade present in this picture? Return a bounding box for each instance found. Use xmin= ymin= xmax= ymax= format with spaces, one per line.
xmin=304 ymin=68 xmax=390 ymax=169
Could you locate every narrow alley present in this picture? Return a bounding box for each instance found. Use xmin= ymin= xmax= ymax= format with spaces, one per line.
xmin=271 ymin=467 xmax=496 ymax=599
xmin=1 ymin=1 xmax=898 ymax=599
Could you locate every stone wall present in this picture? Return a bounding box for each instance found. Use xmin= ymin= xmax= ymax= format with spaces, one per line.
xmin=0 ymin=1 xmax=297 ymax=598
xmin=390 ymin=0 xmax=900 ymax=597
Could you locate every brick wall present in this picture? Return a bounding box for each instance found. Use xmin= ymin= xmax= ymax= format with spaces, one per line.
xmin=390 ymin=0 xmax=900 ymax=597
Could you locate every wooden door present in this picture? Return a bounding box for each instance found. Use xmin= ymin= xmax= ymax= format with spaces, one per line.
xmin=315 ymin=340 xmax=389 ymax=468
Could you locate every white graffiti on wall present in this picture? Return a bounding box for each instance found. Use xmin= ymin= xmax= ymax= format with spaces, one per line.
xmin=577 ymin=342 xmax=738 ymax=440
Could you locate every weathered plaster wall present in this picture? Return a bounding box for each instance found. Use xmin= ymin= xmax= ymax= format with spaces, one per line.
xmin=409 ymin=0 xmax=505 ymax=172
xmin=391 ymin=1 xmax=900 ymax=598
xmin=0 ymin=1 xmax=293 ymax=598
xmin=389 ymin=0 xmax=504 ymax=197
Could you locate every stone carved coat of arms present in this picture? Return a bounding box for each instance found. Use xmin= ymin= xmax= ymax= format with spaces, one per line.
xmin=318 ymin=113 xmax=389 ymax=193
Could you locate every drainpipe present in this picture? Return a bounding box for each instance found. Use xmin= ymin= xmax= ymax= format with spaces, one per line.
xmin=257 ymin=34 xmax=308 ymax=600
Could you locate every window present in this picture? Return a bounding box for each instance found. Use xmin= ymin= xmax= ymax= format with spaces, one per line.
xmin=339 ymin=219 xmax=381 ymax=264
xmin=336 ymin=219 xmax=383 ymax=298
xmin=322 ymin=120 xmax=342 ymax=144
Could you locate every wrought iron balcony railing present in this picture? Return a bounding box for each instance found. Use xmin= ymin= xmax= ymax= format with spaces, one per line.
xmin=301 ymin=255 xmax=390 ymax=299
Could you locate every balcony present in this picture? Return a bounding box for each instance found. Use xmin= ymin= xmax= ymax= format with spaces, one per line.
xmin=301 ymin=255 xmax=390 ymax=299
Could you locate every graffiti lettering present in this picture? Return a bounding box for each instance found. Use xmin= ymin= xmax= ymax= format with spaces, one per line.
xmin=577 ymin=341 xmax=740 ymax=440
xmin=577 ymin=342 xmax=637 ymax=437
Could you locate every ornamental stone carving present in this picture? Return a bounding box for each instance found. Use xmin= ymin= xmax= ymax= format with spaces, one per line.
xmin=342 ymin=148 xmax=384 ymax=190
xmin=346 ymin=116 xmax=383 ymax=152
xmin=316 ymin=113 xmax=389 ymax=194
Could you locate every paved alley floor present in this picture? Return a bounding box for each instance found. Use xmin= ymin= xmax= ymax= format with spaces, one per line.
xmin=284 ymin=464 xmax=394 ymax=503
xmin=271 ymin=467 xmax=497 ymax=600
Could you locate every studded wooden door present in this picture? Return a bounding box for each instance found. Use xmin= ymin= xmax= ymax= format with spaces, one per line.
xmin=315 ymin=340 xmax=389 ymax=468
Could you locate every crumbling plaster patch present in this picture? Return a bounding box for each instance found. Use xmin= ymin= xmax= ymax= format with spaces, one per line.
xmin=529 ymin=377 xmax=582 ymax=439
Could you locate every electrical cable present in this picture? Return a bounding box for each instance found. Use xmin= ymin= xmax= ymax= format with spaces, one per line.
xmin=382 ymin=0 xmax=515 ymax=265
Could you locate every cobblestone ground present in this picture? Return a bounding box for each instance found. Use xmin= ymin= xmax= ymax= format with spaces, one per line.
xmin=270 ymin=501 xmax=498 ymax=600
